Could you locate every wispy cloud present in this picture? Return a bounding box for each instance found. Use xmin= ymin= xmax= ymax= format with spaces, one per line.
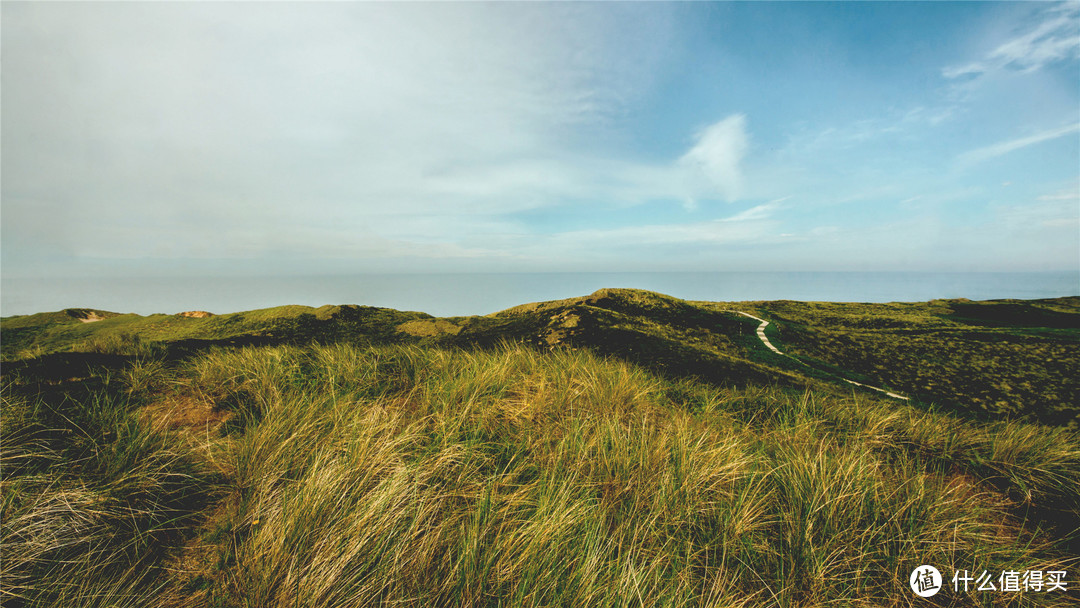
xmin=957 ymin=123 xmax=1080 ymax=167
xmin=943 ymin=2 xmax=1079 ymax=79
xmin=678 ymin=114 xmax=749 ymax=203
xmin=780 ymin=105 xmax=954 ymax=162
xmin=1 ymin=2 xmax=690 ymax=269
xmin=537 ymin=200 xmax=782 ymax=255
xmin=3 ymin=2 xmax=1075 ymax=279
xmin=724 ymin=198 xmax=787 ymax=222
xmin=1038 ymin=187 xmax=1080 ymax=202
xmin=992 ymin=185 xmax=1080 ymax=235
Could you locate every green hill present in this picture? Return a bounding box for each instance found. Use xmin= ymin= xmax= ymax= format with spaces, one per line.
xmin=2 ymin=289 xmax=1078 ymax=606
xmin=5 ymin=289 xmax=1077 ymax=426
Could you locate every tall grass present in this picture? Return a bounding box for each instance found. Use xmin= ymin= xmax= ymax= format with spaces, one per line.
xmin=1 ymin=382 xmax=219 ymax=607
xmin=162 ymin=343 xmax=1077 ymax=607
xmin=3 ymin=342 xmax=1076 ymax=606
xmin=71 ymin=331 xmax=161 ymax=358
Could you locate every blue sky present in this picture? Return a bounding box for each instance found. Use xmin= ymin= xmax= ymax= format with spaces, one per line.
xmin=3 ymin=1 xmax=1078 ymax=279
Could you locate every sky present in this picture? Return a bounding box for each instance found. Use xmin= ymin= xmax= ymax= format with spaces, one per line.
xmin=3 ymin=1 xmax=1079 ymax=280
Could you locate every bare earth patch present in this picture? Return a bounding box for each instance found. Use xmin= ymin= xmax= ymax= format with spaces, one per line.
xmin=66 ymin=309 xmax=107 ymax=323
xmin=140 ymin=395 xmax=233 ymax=434
xmin=177 ymin=311 xmax=215 ymax=318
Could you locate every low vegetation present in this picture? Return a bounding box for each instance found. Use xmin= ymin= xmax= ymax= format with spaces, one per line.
xmin=744 ymin=298 xmax=1080 ymax=427
xmin=2 ymin=290 xmax=1077 ymax=606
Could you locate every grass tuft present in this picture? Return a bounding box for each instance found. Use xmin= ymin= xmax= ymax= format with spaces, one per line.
xmin=2 ymin=339 xmax=1076 ymax=606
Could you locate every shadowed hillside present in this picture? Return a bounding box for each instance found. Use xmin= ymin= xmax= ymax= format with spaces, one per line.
xmin=5 ymin=289 xmax=1077 ymax=426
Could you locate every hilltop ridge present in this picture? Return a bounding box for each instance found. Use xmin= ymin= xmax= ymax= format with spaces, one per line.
xmin=3 ymin=288 xmax=1077 ymax=426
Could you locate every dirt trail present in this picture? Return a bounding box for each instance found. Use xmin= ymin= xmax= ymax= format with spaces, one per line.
xmin=735 ymin=310 xmax=909 ymax=401
xmin=734 ymin=312 xmax=784 ymax=355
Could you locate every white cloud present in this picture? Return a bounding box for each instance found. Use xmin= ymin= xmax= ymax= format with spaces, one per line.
xmin=990 ymin=5 xmax=1080 ymax=71
xmin=942 ymin=62 xmax=988 ymax=80
xmin=3 ymin=2 xmax=770 ymax=274
xmin=810 ymin=226 xmax=840 ymax=237
xmin=1 ymin=2 xmax=683 ymax=268
xmin=724 ymin=198 xmax=787 ymax=222
xmin=540 ymin=201 xmax=780 ymax=253
xmin=957 ymin=123 xmax=1080 ymax=167
xmin=1042 ymin=217 xmax=1079 ymax=228
xmin=943 ymin=2 xmax=1080 ymax=79
xmin=780 ymin=106 xmax=954 ymax=163
xmin=1038 ymin=187 xmax=1080 ymax=202
xmin=992 ymin=186 xmax=1080 ymax=237
xmin=678 ymin=114 xmax=749 ymax=203
xmin=902 ymin=106 xmax=955 ymax=127
xmin=427 ymin=197 xmax=788 ymax=272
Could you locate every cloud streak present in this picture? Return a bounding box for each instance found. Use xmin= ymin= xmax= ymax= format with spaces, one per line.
xmin=943 ymin=2 xmax=1079 ymax=79
xmin=957 ymin=123 xmax=1080 ymax=167
xmin=545 ymin=201 xmax=780 ymax=251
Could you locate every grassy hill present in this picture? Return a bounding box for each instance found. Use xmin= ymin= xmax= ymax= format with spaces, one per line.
xmin=2 ymin=289 xmax=1078 ymax=606
xmin=746 ymin=297 xmax=1080 ymax=427
xmin=5 ymin=289 xmax=1077 ymax=426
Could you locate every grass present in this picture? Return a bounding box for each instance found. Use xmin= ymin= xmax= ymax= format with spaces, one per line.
xmin=1 ymin=378 xmax=220 ymax=607
xmin=6 ymin=289 xmax=1077 ymax=426
xmin=3 ymin=289 xmax=1077 ymax=605
xmin=3 ymin=340 xmax=1077 ymax=607
xmin=729 ymin=298 xmax=1080 ymax=427
xmin=0 ymin=304 xmax=431 ymax=362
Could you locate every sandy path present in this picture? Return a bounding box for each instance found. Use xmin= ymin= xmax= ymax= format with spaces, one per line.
xmin=735 ymin=312 xmax=784 ymax=355
xmin=735 ymin=310 xmax=909 ymax=401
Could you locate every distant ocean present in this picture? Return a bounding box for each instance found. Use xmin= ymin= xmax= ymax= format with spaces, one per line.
xmin=2 ymin=272 xmax=1078 ymax=318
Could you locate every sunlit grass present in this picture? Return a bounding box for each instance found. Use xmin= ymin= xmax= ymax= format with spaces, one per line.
xmin=3 ymin=341 xmax=1077 ymax=606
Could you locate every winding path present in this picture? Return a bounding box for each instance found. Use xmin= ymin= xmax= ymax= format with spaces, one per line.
xmin=735 ymin=311 xmax=910 ymax=401
xmin=734 ymin=312 xmax=785 ymax=355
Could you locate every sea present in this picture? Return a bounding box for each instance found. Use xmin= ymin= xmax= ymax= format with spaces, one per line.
xmin=2 ymin=272 xmax=1078 ymax=318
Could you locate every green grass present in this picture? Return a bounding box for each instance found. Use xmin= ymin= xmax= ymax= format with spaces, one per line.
xmin=2 ymin=341 xmax=1076 ymax=607
xmin=3 ymin=289 xmax=1077 ymax=605
xmin=0 ymin=304 xmax=431 ymax=361
xmin=1 ymin=376 xmax=220 ymax=607
xmin=742 ymin=298 xmax=1080 ymax=426
xmin=7 ymin=289 xmax=1076 ymax=425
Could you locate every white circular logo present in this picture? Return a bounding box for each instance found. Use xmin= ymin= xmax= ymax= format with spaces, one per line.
xmin=910 ymin=565 xmax=942 ymax=598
